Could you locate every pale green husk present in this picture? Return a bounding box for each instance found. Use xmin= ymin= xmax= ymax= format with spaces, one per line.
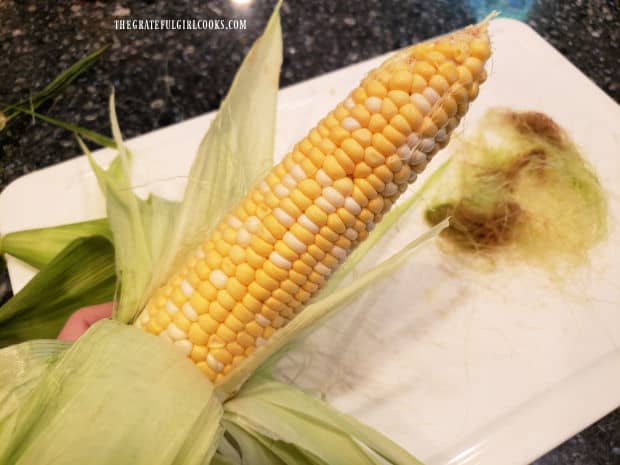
xmin=0 ymin=218 xmax=111 ymax=269
xmin=0 ymin=236 xmax=115 ymax=347
xmin=0 ymin=2 xmax=455 ymax=463
xmin=0 ymin=320 xmax=222 ymax=465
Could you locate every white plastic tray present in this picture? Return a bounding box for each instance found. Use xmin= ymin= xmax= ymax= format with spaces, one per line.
xmin=1 ymin=19 xmax=619 ymax=465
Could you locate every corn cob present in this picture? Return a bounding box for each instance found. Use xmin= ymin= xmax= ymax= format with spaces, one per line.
xmin=135 ymin=22 xmax=492 ymax=383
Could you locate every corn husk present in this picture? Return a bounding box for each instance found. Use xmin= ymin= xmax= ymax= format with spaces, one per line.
xmin=0 ymin=219 xmax=111 ymax=269
xmin=0 ymin=236 xmax=115 ymax=347
xmin=0 ymin=320 xmax=222 ymax=465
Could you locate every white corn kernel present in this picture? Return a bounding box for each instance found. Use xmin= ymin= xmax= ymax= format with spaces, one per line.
xmin=384 ymin=182 xmax=398 ymax=196
xmin=207 ymin=353 xmax=224 ymax=372
xmin=331 ymin=246 xmax=347 ymax=260
xmin=236 ymin=228 xmax=251 ymax=246
xmin=167 ymin=323 xmax=187 ymax=341
xmin=365 ymin=96 xmax=382 ymax=113
xmin=323 ymin=186 xmax=345 ymax=207
xmin=344 ymin=97 xmax=355 ymax=109
xmin=282 ymin=174 xmax=297 ymax=188
xmin=227 ymin=216 xmax=243 ymax=229
xmin=274 ymin=184 xmax=289 ymax=198
xmin=410 ymin=150 xmax=427 ymax=165
xmin=270 ymin=251 xmax=292 ymax=270
xmin=166 ymin=300 xmax=180 ymax=315
xmin=344 ymin=196 xmax=362 ymax=215
xmin=299 ymin=214 xmax=319 ymax=233
xmin=181 ymin=280 xmax=194 ymax=298
xmin=397 ymin=144 xmax=413 ymax=162
xmin=182 ymin=302 xmax=198 ymax=321
xmin=274 ymin=207 xmax=295 ymax=227
xmin=210 ymin=270 xmax=228 ymax=289
xmin=316 ymin=169 xmax=333 ymax=187
xmin=422 ymin=87 xmax=441 ymax=105
xmin=284 ymin=231 xmax=307 ymax=254
xmin=411 ymin=94 xmax=431 ymax=114
xmin=256 ymin=314 xmax=271 ymax=327
xmin=290 ymin=164 xmax=306 ymax=181
xmin=419 ymin=138 xmax=435 ymax=152
xmin=407 ymin=133 xmax=420 ymax=147
xmin=315 ymin=196 xmax=336 ymax=213
xmin=174 ymin=339 xmax=192 ymax=356
xmin=341 ymin=116 xmax=361 ymax=131
xmin=315 ymin=262 xmax=330 ymax=275
xmin=344 ymin=228 xmax=358 ymax=240
xmin=245 ymin=216 xmax=260 ymax=233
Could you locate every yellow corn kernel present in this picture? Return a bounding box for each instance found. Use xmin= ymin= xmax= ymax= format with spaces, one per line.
xmin=388 ymin=69 xmax=414 ymax=92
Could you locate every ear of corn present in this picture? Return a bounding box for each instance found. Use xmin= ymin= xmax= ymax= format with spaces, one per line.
xmin=137 ymin=20 xmax=492 ymax=384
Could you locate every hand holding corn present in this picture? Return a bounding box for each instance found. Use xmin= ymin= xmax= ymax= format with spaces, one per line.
xmin=135 ymin=20 xmax=492 ymax=383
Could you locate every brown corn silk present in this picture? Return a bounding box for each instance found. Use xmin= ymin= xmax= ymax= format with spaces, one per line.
xmin=135 ymin=21 xmax=493 ymax=383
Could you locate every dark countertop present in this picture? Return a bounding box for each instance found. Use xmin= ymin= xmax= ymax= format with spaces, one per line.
xmin=1 ymin=1 xmax=619 ymax=463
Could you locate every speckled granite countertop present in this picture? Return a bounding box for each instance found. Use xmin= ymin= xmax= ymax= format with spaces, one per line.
xmin=0 ymin=1 xmax=619 ymax=463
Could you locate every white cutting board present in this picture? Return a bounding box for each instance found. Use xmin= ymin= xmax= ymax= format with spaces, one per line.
xmin=1 ymin=19 xmax=619 ymax=465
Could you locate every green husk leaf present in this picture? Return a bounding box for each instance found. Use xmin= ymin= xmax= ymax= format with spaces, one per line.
xmin=0 ymin=218 xmax=111 ymax=269
xmin=83 ymin=4 xmax=282 ymax=324
xmin=217 ymin=219 xmax=448 ymax=398
xmin=219 ymin=421 xmax=288 ymax=465
xmin=0 ymin=339 xmax=69 ymax=423
xmin=150 ymin=2 xmax=282 ymax=295
xmin=223 ymin=372 xmax=423 ymax=465
xmin=0 ymin=236 xmax=116 ymax=347
xmin=79 ymin=94 xmax=176 ymax=323
xmin=0 ymin=319 xmax=223 ymax=465
xmin=1 ymin=46 xmax=108 ymax=126
xmin=210 ymin=453 xmax=241 ymax=465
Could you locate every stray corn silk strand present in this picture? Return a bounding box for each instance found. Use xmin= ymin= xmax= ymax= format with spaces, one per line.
xmin=0 ymin=236 xmax=116 ymax=347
